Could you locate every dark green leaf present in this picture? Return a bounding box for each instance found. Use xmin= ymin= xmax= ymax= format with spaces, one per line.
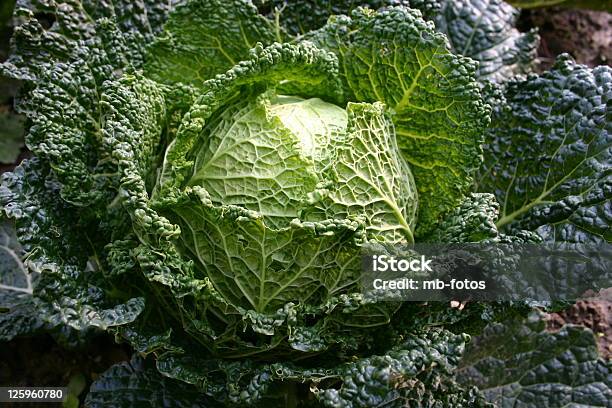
xmin=1 ymin=0 xmax=178 ymax=206
xmin=0 ymin=110 xmax=24 ymax=164
xmin=255 ymin=0 xmax=443 ymax=35
xmin=85 ymin=355 xmax=217 ymax=408
xmin=0 ymin=219 xmax=42 ymax=341
xmin=458 ymin=313 xmax=612 ymax=407
xmin=476 ymin=56 xmax=611 ymax=243
xmin=144 ymin=0 xmax=278 ymax=86
xmin=434 ymin=0 xmax=539 ymax=83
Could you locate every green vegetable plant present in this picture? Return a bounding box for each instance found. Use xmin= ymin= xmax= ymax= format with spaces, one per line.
xmin=0 ymin=1 xmax=609 ymax=407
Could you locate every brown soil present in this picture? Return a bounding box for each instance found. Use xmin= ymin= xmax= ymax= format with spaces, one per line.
xmin=546 ymin=290 xmax=612 ymax=359
xmin=518 ymin=7 xmax=612 ymax=69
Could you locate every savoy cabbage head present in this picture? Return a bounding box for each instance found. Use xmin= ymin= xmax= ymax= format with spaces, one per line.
xmin=0 ymin=0 xmax=610 ymax=407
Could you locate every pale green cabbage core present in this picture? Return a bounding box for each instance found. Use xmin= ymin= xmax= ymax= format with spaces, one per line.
xmin=186 ymin=92 xmax=417 ymax=243
xmin=268 ymin=95 xmax=348 ymax=158
xmin=189 ymin=94 xmax=348 ymax=227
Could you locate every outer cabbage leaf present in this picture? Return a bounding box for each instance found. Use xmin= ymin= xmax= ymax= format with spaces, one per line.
xmin=458 ymin=313 xmax=612 ymax=407
xmin=122 ymin=236 xmax=399 ymax=357
xmin=434 ymin=0 xmax=539 ymax=83
xmin=0 ymin=219 xmax=43 ymax=341
xmin=255 ymin=0 xmax=443 ymax=35
xmin=0 ymin=297 xmax=45 ymax=341
xmin=144 ymin=0 xmax=278 ymax=87
xmin=308 ymin=7 xmax=490 ymax=236
xmin=0 ymin=111 xmax=24 ymax=164
xmin=1 ymin=0 xmax=179 ymax=207
xmin=476 ymin=56 xmax=611 ymax=243
xmin=4 ymin=0 xmax=178 ymax=80
xmin=0 ymin=219 xmax=29 ymax=302
xmin=426 ymin=193 xmax=500 ymax=243
xmin=312 ymin=330 xmax=489 ymax=408
xmin=261 ymin=0 xmax=538 ymax=85
xmin=1 ymin=160 xmax=145 ymax=337
xmin=426 ymin=193 xmax=542 ymax=243
xmin=109 ymin=301 xmax=513 ymax=406
xmin=98 ymin=73 xmax=168 ymax=198
xmin=3 ymin=18 xmax=123 ymax=206
xmin=85 ymin=355 xmax=219 ymax=408
xmin=0 ymin=0 xmax=185 ymax=339
xmin=164 ymin=190 xmax=363 ymax=314
xmin=150 ymin=329 xmax=489 ymax=407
